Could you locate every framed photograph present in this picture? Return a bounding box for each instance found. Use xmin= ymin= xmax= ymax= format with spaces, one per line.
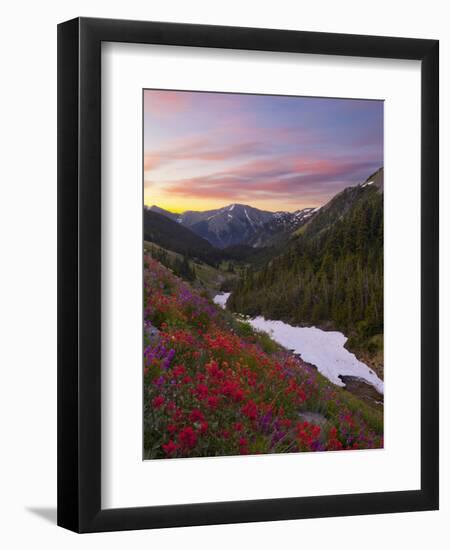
xmin=57 ymin=17 xmax=439 ymax=532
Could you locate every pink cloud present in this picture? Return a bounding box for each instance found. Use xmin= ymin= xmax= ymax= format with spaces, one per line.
xmin=143 ymin=137 xmax=268 ymax=173
xmin=143 ymin=90 xmax=250 ymax=118
xmin=163 ymin=156 xmax=380 ymax=203
xmin=144 ymin=154 xmax=161 ymax=171
xmin=144 ymin=90 xmax=192 ymax=116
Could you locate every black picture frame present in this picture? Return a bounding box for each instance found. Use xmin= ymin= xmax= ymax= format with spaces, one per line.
xmin=57 ymin=17 xmax=439 ymax=533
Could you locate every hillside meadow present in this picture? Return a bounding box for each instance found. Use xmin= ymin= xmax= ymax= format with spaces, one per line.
xmin=143 ymin=256 xmax=383 ymax=459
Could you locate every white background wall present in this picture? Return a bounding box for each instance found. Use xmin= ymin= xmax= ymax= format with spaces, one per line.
xmin=0 ymin=0 xmax=448 ymax=547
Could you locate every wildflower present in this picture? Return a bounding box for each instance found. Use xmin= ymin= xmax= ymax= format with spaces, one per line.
xmin=152 ymin=396 xmax=165 ymax=409
xmin=162 ymin=440 xmax=178 ymax=456
xmin=234 ymin=388 xmax=244 ymax=402
xmin=242 ymin=400 xmax=258 ymax=420
xmin=162 ymin=348 xmax=176 ymax=370
xmin=327 ymin=426 xmax=343 ymax=451
xmin=239 ymin=437 xmax=249 ymax=455
xmin=172 ymin=408 xmax=184 ymax=422
xmin=173 ymin=364 xmax=186 ymax=378
xmin=311 ymin=425 xmax=321 ymax=438
xmin=195 ymin=384 xmax=209 ymax=400
xmin=207 ymin=396 xmax=219 ymax=410
xmin=178 ymin=427 xmax=197 ymax=450
xmin=189 ymin=409 xmax=205 ymax=423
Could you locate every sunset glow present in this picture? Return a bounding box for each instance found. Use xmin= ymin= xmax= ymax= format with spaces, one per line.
xmin=143 ymin=90 xmax=383 ymax=212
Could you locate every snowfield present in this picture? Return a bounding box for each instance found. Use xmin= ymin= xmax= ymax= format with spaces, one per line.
xmin=213 ymin=293 xmax=384 ymax=394
xmin=213 ymin=293 xmax=231 ymax=309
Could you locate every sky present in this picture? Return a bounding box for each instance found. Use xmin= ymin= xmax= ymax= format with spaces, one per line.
xmin=143 ymin=89 xmax=383 ymax=213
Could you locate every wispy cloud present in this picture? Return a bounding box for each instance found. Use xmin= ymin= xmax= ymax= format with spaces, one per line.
xmin=160 ymin=156 xmax=379 ymax=203
xmin=143 ymin=89 xmax=383 ymax=210
xmin=144 ymin=90 xmax=193 ymax=117
xmin=144 ymin=138 xmax=269 ymax=173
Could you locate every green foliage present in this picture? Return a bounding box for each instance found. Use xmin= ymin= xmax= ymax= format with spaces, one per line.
xmin=228 ymin=187 xmax=383 ymax=342
xmin=144 ymin=209 xmax=223 ymax=265
xmin=233 ymin=320 xmax=255 ymax=339
xmin=145 ymin=243 xmax=194 ymax=281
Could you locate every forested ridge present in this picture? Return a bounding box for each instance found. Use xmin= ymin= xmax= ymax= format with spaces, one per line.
xmin=228 ymin=175 xmax=383 ymax=347
xmin=143 ymin=209 xmax=222 ymax=264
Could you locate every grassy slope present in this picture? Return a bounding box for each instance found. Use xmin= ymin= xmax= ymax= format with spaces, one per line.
xmin=144 ymin=240 xmax=235 ymax=291
xmin=143 ymin=255 xmax=383 ymax=459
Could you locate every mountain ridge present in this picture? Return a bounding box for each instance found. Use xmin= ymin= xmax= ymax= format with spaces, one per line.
xmin=228 ymin=167 xmax=384 ymax=346
xmin=148 ymin=202 xmax=317 ymax=248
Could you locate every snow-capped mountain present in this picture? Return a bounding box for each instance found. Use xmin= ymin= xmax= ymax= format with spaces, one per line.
xmin=148 ymin=203 xmax=318 ymax=248
xmin=247 ymin=207 xmax=319 ymax=247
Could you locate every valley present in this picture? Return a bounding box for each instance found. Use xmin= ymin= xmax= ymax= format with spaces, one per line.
xmin=141 ymin=89 xmax=384 ymax=459
xmin=214 ymin=292 xmax=383 ymax=407
xmin=144 ymin=168 xmax=384 ymax=383
xmin=143 ymin=256 xmax=383 ymax=459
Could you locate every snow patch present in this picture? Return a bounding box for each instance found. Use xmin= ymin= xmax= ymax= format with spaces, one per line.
xmin=248 ymin=317 xmax=384 ymax=394
xmin=244 ymin=208 xmax=254 ymax=228
xmin=213 ymin=293 xmax=383 ymax=394
xmin=213 ymin=292 xmax=231 ymax=309
xmin=361 ymin=180 xmax=374 ymax=188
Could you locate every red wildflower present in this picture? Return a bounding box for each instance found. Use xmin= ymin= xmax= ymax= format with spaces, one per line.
xmin=172 ymin=408 xmax=184 ymax=422
xmin=327 ymin=426 xmax=343 ymax=451
xmin=207 ymin=396 xmax=219 ymax=410
xmin=239 ymin=437 xmax=249 ymax=454
xmin=327 ymin=438 xmax=343 ymax=451
xmin=233 ymin=422 xmax=243 ymax=432
xmin=189 ymin=409 xmax=205 ymax=423
xmin=297 ymin=388 xmax=307 ymax=403
xmin=234 ymin=388 xmax=244 ymax=402
xmin=152 ymin=395 xmax=165 ymax=409
xmin=162 ymin=440 xmax=178 ymax=456
xmin=172 ymin=365 xmax=186 ymax=378
xmin=311 ymin=425 xmax=321 ymax=438
xmin=242 ymin=400 xmax=258 ymax=420
xmin=205 ymin=360 xmax=220 ymax=377
xmin=195 ymin=384 xmax=209 ymax=400
xmin=178 ymin=426 xmax=197 ymax=450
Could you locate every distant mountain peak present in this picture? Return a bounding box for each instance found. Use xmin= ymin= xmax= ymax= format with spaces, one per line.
xmin=148 ymin=202 xmax=320 ymax=248
xmin=359 ymin=167 xmax=383 ymax=193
